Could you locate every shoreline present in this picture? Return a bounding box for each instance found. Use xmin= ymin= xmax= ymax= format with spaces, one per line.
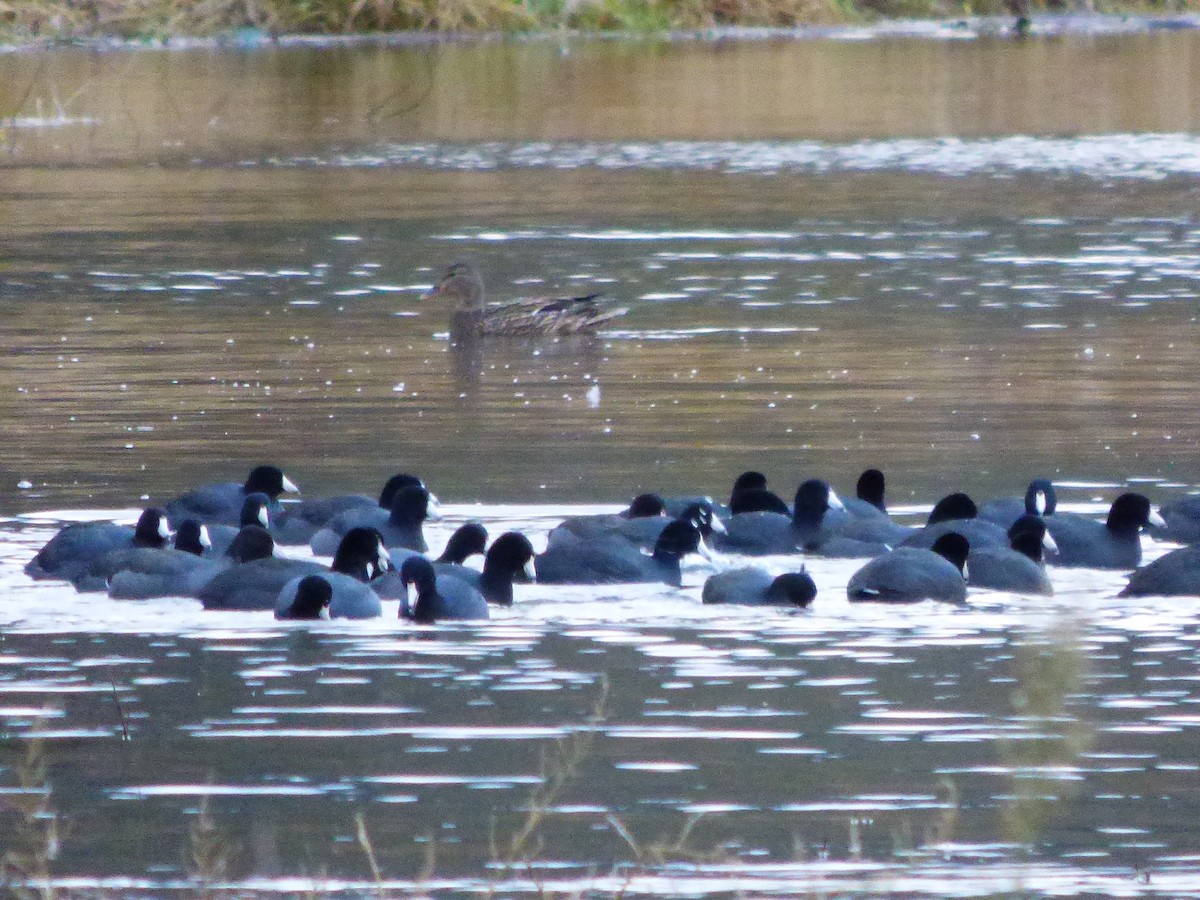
xmin=3 ymin=11 xmax=1200 ymax=53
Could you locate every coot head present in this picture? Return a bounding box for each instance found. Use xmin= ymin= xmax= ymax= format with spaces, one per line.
xmin=729 ymin=471 xmax=769 ymax=505
xmin=1108 ymin=493 xmax=1166 ymax=532
xmin=730 ymin=488 xmax=789 ymax=516
xmin=930 ymin=532 xmax=970 ymax=574
xmin=280 ymin=575 xmax=333 ymax=620
xmin=793 ymin=479 xmax=844 ymax=525
xmin=1008 ymin=515 xmax=1055 ymax=562
xmin=244 ymin=465 xmax=299 ymax=499
xmin=225 ymin=525 xmax=275 ymax=562
xmin=486 ymin=532 xmax=537 ymax=583
xmin=653 ymin=520 xmax=705 ymax=560
xmin=624 ymin=493 xmax=666 ymax=519
xmin=239 ymin=492 xmax=272 ymax=529
xmin=440 ymin=523 xmax=489 ymax=564
xmin=333 ymin=527 xmax=392 ymax=582
xmin=174 ymin=520 xmax=211 ymax=556
xmin=766 ymin=571 xmax=817 ymax=608
xmin=1024 ymin=479 xmax=1057 ymax=516
xmin=389 ymin=485 xmax=441 ymax=525
xmin=378 ymin=473 xmax=428 ymax=509
xmin=134 ymin=508 xmax=171 ymax=549
xmin=856 ymin=469 xmax=887 ymax=512
xmin=679 ymin=502 xmax=727 ymax=537
xmin=928 ymin=493 xmax=978 ymax=525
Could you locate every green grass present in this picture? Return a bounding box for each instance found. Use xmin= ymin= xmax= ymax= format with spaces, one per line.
xmin=0 ymin=0 xmax=1193 ymax=42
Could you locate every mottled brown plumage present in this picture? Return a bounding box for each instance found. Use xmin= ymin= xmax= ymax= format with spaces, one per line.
xmin=422 ymin=262 xmax=626 ymax=337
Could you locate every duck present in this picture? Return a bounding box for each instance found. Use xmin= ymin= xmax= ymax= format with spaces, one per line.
xmin=977 ymin=479 xmax=1057 ymax=529
xmin=536 ymin=519 xmax=708 ymax=586
xmin=272 ymin=473 xmax=429 ymax=546
xmin=701 ymin=567 xmax=816 ymax=607
xmin=1043 ymin=492 xmax=1164 ymax=569
xmin=398 ymin=556 xmax=490 ymax=623
xmin=966 ymin=514 xmax=1055 ymax=596
xmin=548 ymin=493 xmax=667 ymax=545
xmin=549 ymin=500 xmax=724 ymax=553
xmin=26 ymin=508 xmax=171 ymax=583
xmin=276 ymin=575 xmax=334 ymax=620
xmin=422 ymin=261 xmax=626 ymax=337
xmin=164 ymin=464 xmax=299 ymax=528
xmin=847 ymin=532 xmax=970 ymax=604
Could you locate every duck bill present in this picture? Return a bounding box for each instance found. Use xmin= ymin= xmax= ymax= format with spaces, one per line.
xmin=157 ymin=517 xmax=172 ymax=541
xmin=709 ymin=514 xmax=728 ymax=535
xmin=281 ymin=475 xmax=300 ymax=495
xmin=827 ymin=489 xmax=845 ymax=511
xmin=1148 ymin=509 xmax=1166 ymax=528
xmin=199 ymin=526 xmax=212 ymax=551
xmin=523 ymin=559 xmax=537 ymax=582
xmin=1042 ymin=530 xmax=1058 ymax=553
xmin=258 ymin=507 xmax=270 ymax=528
xmin=420 ymin=281 xmax=445 ymax=301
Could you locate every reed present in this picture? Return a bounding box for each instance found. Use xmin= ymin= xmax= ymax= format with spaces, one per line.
xmin=2 ymin=0 xmax=1187 ymax=41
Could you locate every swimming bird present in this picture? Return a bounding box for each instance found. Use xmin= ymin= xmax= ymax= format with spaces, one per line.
xmin=399 ymin=556 xmax=490 ymax=623
xmin=701 ymin=567 xmax=816 ymax=607
xmin=165 ymin=464 xmax=299 ymax=528
xmin=847 ymin=532 xmax=970 ymax=604
xmin=434 ymin=531 xmax=536 ymax=606
xmin=977 ymin=479 xmax=1057 ymax=529
xmin=26 ymin=508 xmax=171 ymax=582
xmin=1043 ymin=492 xmax=1164 ymax=569
xmin=310 ymin=484 xmax=440 ymax=556
xmin=207 ymin=492 xmax=272 ymax=556
xmin=536 ymin=519 xmax=708 ymax=586
xmin=967 ymin=515 xmax=1055 ymax=595
xmin=1119 ymin=544 xmax=1200 ymax=597
xmin=387 ymin=522 xmax=490 ymax=571
xmin=276 ymin=575 xmax=334 ymax=620
xmin=106 ymin=524 xmax=275 ymax=600
xmin=843 ymin=469 xmax=890 ymax=517
xmin=422 ymin=261 xmax=626 ymax=337
xmin=272 ymin=472 xmax=428 ymax=545
xmin=717 ymin=479 xmax=858 ymax=556
xmin=899 ymin=492 xmax=1009 ymax=552
xmin=1151 ymin=493 xmax=1200 ymax=545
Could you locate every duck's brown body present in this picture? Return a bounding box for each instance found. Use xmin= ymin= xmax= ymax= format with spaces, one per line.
xmin=426 ymin=263 xmax=626 ymax=337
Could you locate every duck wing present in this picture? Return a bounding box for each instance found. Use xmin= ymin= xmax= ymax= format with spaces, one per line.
xmin=482 ymin=294 xmax=627 ymax=335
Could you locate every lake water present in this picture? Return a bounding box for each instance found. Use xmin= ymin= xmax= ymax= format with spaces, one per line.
xmin=3 ymin=25 xmax=1200 ymax=897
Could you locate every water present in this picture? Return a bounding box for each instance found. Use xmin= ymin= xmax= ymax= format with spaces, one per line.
xmin=4 ymin=27 xmax=1200 ymax=896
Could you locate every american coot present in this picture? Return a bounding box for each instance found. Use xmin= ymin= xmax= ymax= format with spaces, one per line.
xmin=165 ymin=465 xmax=299 ymax=528
xmin=275 ymin=575 xmax=334 ymax=620
xmin=275 ymin=570 xmax=383 ymax=620
xmin=1119 ymin=545 xmax=1200 ymax=597
xmin=1152 ymin=494 xmax=1200 ymax=545
xmin=847 ymin=532 xmax=970 ymax=604
xmin=107 ymin=525 xmax=274 ymax=600
xmin=548 ymin=494 xmax=667 ymax=545
xmin=978 ymin=479 xmax=1057 ymax=529
xmin=550 ymin=501 xmax=724 ymax=554
xmin=26 ymin=508 xmax=171 ymax=582
xmin=73 ymin=516 xmax=214 ymax=593
xmin=701 ymin=567 xmax=816 ymax=607
xmin=967 ymin=515 xmax=1055 ymax=596
xmin=899 ymin=493 xmax=1009 ymax=553
xmin=207 ymin=493 xmax=272 ymax=556
xmin=310 ymin=485 xmax=440 ymax=557
xmin=200 ymin=527 xmax=386 ymax=612
xmin=272 ymin=473 xmax=428 ymax=545
xmin=388 ymin=522 xmax=489 ymax=571
xmin=399 ymin=556 xmax=489 ymax=622
xmin=843 ymin=469 xmax=889 ymax=517
xmin=1044 ymin=492 xmax=1164 ymax=569
xmin=435 ymin=532 xmax=536 ymax=606
xmin=717 ymin=479 xmax=847 ymax=556
xmin=423 ymin=261 xmax=626 ymax=337
xmin=536 ymin=520 xmax=707 ymax=586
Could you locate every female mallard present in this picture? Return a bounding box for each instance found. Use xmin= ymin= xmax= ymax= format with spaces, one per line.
xmin=422 ymin=262 xmax=626 ymax=337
